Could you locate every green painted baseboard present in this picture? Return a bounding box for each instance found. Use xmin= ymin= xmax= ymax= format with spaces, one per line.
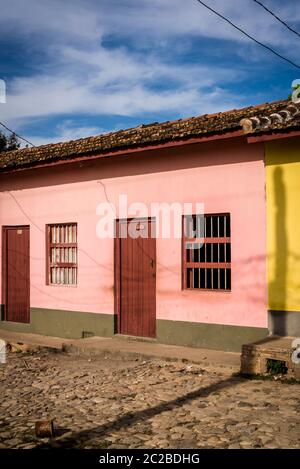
xmin=157 ymin=319 xmax=268 ymax=352
xmin=0 ymin=306 xmax=115 ymax=339
xmin=0 ymin=305 xmax=268 ymax=351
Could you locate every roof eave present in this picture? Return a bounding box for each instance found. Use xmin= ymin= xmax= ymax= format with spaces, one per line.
xmin=246 ymin=128 xmax=300 ymax=143
xmin=0 ymin=129 xmax=244 ymax=174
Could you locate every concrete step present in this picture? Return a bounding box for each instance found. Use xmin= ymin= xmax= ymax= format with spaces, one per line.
xmin=241 ymin=335 xmax=300 ymax=379
xmin=0 ymin=329 xmax=240 ymax=371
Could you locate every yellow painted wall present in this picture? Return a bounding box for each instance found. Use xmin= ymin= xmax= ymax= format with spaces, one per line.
xmin=266 ymin=138 xmax=300 ymax=311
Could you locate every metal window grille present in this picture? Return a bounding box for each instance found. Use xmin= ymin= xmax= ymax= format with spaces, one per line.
xmin=46 ymin=223 xmax=77 ymax=285
xmin=183 ymin=214 xmax=231 ymax=291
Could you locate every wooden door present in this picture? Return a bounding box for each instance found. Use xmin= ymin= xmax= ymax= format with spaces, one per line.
xmin=2 ymin=226 xmax=30 ymax=323
xmin=115 ymin=218 xmax=156 ymax=338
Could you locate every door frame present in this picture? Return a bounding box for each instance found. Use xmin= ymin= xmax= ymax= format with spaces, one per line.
xmin=2 ymin=225 xmax=30 ymax=322
xmin=114 ymin=217 xmax=156 ymax=336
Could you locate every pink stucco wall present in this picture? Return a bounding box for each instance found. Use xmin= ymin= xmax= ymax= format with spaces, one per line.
xmin=0 ymin=137 xmax=267 ymax=328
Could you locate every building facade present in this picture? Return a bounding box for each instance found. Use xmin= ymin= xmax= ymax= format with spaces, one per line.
xmin=265 ymin=137 xmax=300 ymax=336
xmin=1 ymin=99 xmax=299 ymax=351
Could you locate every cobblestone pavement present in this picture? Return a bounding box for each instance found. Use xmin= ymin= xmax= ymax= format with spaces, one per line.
xmin=0 ymin=349 xmax=299 ymax=449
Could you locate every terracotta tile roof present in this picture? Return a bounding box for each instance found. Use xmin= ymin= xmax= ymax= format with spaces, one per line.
xmin=1 ymin=98 xmax=299 ymax=172
xmin=240 ymin=101 xmax=300 ymax=135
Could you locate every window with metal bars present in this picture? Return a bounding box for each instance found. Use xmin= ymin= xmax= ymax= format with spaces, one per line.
xmin=46 ymin=223 xmax=77 ymax=285
xmin=182 ymin=213 xmax=231 ymax=291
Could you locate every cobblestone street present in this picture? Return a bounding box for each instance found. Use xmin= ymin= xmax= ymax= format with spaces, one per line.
xmin=0 ymin=349 xmax=299 ymax=449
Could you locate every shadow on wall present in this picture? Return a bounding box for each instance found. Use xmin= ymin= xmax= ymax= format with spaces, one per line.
xmin=269 ymin=166 xmax=287 ymax=336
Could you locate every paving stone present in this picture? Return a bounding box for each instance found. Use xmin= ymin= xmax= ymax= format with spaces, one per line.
xmin=0 ymin=350 xmax=299 ymax=448
xmin=4 ymin=438 xmax=23 ymax=446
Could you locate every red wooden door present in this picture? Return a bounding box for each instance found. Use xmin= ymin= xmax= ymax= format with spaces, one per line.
xmin=2 ymin=226 xmax=30 ymax=323
xmin=116 ymin=218 xmax=156 ymax=338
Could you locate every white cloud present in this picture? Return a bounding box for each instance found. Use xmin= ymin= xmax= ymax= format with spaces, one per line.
xmin=1 ymin=0 xmax=296 ymax=48
xmin=0 ymin=0 xmax=103 ymax=42
xmin=0 ymin=0 xmax=299 ymax=143
xmin=26 ymin=121 xmax=106 ymax=146
xmin=4 ymin=72 xmax=241 ymax=124
xmin=2 ymin=39 xmax=245 ymax=126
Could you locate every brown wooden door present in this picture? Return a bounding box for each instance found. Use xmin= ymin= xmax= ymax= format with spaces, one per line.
xmin=116 ymin=218 xmax=156 ymax=338
xmin=2 ymin=226 xmax=30 ymax=323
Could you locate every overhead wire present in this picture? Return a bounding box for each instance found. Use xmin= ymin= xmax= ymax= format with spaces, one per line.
xmin=194 ymin=0 xmax=300 ymax=69
xmin=252 ymin=0 xmax=300 ymax=39
xmin=0 ymin=121 xmax=35 ymax=147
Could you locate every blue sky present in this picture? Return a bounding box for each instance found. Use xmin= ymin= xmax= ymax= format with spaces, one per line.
xmin=0 ymin=0 xmax=299 ymax=146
